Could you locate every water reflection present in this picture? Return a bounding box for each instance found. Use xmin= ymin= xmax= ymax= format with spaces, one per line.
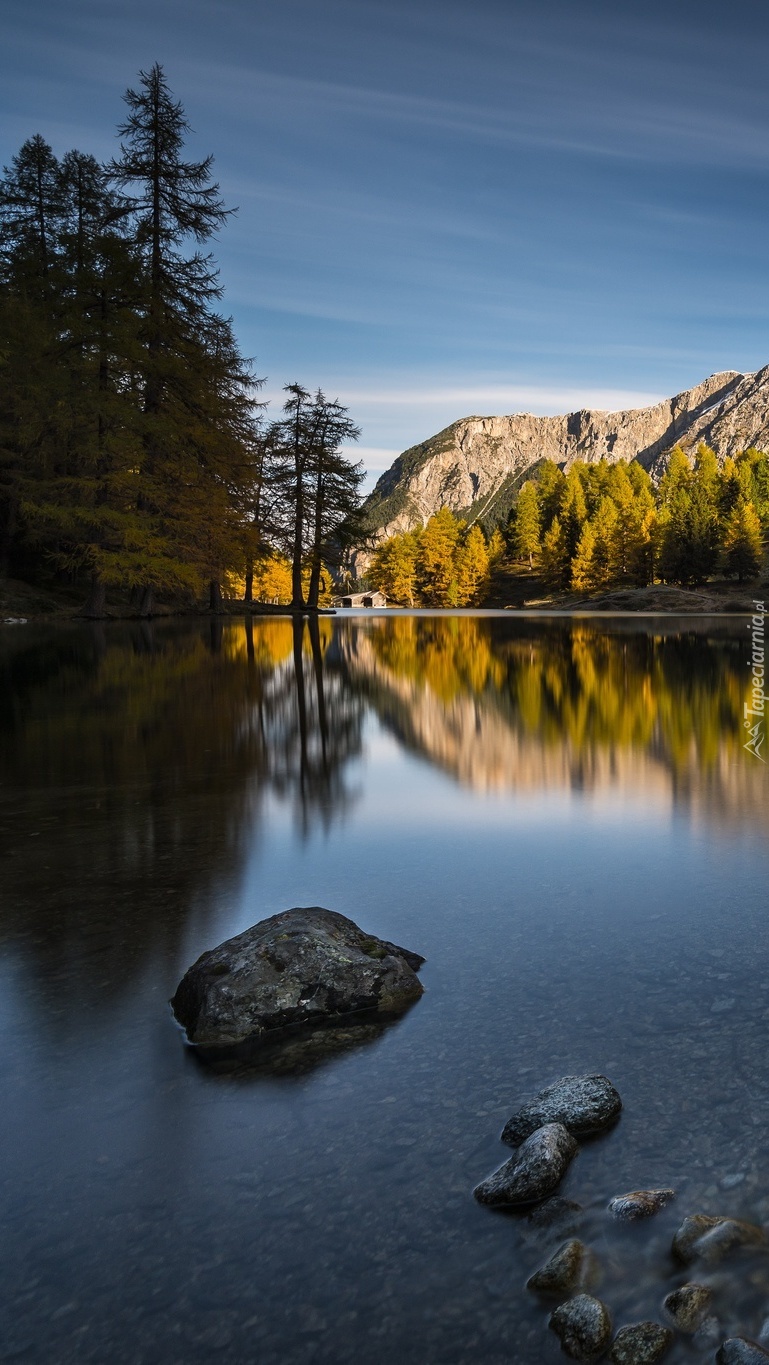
xmin=0 ymin=611 xmax=761 ymax=1024
xmin=0 ymin=617 xmax=364 ymax=1021
xmin=1 ymin=612 xmax=768 ymax=1365
xmin=343 ymin=615 xmax=766 ymax=832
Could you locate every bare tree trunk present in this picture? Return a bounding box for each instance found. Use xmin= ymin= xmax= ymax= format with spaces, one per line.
xmin=244 ymin=563 xmax=253 ymax=603
xmin=138 ymin=585 xmax=154 ymax=617
xmin=291 ymin=492 xmax=305 ymax=610
xmin=81 ymin=574 xmax=106 ymax=618
xmin=209 ymin=579 xmax=222 ymax=613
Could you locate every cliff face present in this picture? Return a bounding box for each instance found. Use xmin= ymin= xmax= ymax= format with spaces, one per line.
xmin=362 ymin=365 xmax=769 ymax=544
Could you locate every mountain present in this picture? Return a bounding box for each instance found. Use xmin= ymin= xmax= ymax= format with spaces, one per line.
xmin=361 ymin=365 xmax=769 ymax=545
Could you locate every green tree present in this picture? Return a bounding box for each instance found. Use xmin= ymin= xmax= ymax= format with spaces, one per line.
xmin=560 ymin=468 xmax=587 ymax=560
xmin=108 ymin=63 xmax=258 ymax=613
xmin=721 ymin=499 xmax=763 ymax=582
xmin=540 ymin=515 xmax=569 ymax=588
xmin=512 ymin=481 xmax=541 ymax=567
xmin=536 ymin=461 xmax=566 ymax=531
xmin=571 ymin=520 xmax=599 ymax=593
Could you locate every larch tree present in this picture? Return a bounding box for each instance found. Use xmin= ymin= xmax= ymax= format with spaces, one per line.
xmin=540 ymin=515 xmax=569 ymax=588
xmin=417 ymin=508 xmax=461 ymax=605
xmin=721 ymin=499 xmax=764 ymax=582
xmin=512 ymin=481 xmax=541 ymax=567
xmin=108 ymin=63 xmax=259 ymax=614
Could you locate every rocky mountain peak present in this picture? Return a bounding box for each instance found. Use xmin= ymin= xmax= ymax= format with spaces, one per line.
xmin=361 ymin=366 xmax=769 ymax=547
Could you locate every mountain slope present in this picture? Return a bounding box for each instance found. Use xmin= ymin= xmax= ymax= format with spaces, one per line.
xmin=361 ymin=366 xmax=769 ymax=543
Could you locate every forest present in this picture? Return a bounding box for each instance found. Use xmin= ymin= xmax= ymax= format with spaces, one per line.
xmin=2 ymin=65 xmax=767 ymax=616
xmin=0 ymin=65 xmax=363 ymax=615
xmin=367 ymin=446 xmax=768 ymax=604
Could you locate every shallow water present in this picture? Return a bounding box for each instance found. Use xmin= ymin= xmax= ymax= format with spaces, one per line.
xmin=1 ymin=611 xmax=768 ymax=1364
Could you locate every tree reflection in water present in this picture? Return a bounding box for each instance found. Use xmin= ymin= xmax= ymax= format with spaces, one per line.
xmin=0 ymin=612 xmax=762 ymax=1028
xmin=0 ymin=617 xmax=364 ymax=1018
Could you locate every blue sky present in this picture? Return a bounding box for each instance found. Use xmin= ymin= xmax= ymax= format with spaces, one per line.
xmin=3 ymin=0 xmax=769 ymax=485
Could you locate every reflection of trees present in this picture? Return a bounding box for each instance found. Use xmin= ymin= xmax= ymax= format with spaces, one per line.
xmin=0 ymin=619 xmax=364 ymax=1019
xmin=348 ymin=615 xmax=767 ymax=829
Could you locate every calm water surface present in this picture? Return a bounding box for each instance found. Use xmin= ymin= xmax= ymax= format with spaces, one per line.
xmin=1 ymin=612 xmax=768 ymax=1364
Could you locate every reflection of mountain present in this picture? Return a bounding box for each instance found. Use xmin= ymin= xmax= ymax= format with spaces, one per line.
xmin=0 ymin=618 xmax=364 ymax=1019
xmin=341 ymin=617 xmax=768 ymax=833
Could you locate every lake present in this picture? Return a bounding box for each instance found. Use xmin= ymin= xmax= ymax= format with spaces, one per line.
xmin=1 ymin=611 xmax=768 ymax=1364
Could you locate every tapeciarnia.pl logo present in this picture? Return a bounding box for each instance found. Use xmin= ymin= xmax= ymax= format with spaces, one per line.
xmin=744 ymin=600 xmax=766 ymax=761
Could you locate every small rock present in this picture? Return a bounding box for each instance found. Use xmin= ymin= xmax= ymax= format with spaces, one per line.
xmin=474 ymin=1123 xmax=578 ymax=1207
xmin=672 ymin=1214 xmax=764 ymax=1265
xmin=608 ymin=1322 xmax=673 ymax=1364
xmin=608 ymin=1189 xmax=675 ymax=1221
xmin=549 ymin=1294 xmax=613 ymax=1361
xmin=527 ymin=1240 xmax=593 ymax=1297
xmin=717 ymin=1341 xmax=769 ymax=1364
xmin=502 ymin=1074 xmax=622 ymax=1146
xmin=757 ymin=1318 xmax=769 ymax=1348
xmin=663 ymin=1283 xmax=712 ymax=1333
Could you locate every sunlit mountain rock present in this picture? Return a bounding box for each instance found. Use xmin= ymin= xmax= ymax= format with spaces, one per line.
xmin=361 ymin=367 xmax=769 ymax=550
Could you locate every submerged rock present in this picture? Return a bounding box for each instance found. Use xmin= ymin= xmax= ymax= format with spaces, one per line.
xmin=523 ymin=1196 xmax=584 ymax=1240
xmin=501 ymin=1074 xmax=622 ymax=1146
xmin=693 ymin=1316 xmax=721 ymax=1350
xmin=526 ymin=1239 xmax=593 ymax=1297
xmin=474 ymin=1123 xmax=578 ymax=1207
xmin=171 ymin=907 xmax=425 ymax=1048
xmin=608 ymin=1189 xmax=675 ymax=1221
xmin=717 ymin=1341 xmax=769 ymax=1364
xmin=549 ymin=1294 xmax=613 ymax=1361
xmin=662 ymin=1283 xmax=712 ymax=1333
xmin=608 ymin=1322 xmax=673 ymax=1365
xmin=672 ymin=1214 xmax=765 ymax=1265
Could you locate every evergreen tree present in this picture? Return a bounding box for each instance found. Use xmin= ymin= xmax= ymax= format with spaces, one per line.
xmin=108 ymin=63 xmax=258 ymax=612
xmin=303 ymin=393 xmax=362 ymax=609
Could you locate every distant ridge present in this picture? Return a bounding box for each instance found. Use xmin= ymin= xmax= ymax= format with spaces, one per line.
xmin=361 ymin=366 xmax=769 ymax=545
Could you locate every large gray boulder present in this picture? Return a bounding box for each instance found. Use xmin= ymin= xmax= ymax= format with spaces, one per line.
xmin=171 ymin=907 xmax=425 ymax=1048
xmin=474 ymin=1123 xmax=578 ymax=1207
xmin=501 ymin=1074 xmax=622 ymax=1146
